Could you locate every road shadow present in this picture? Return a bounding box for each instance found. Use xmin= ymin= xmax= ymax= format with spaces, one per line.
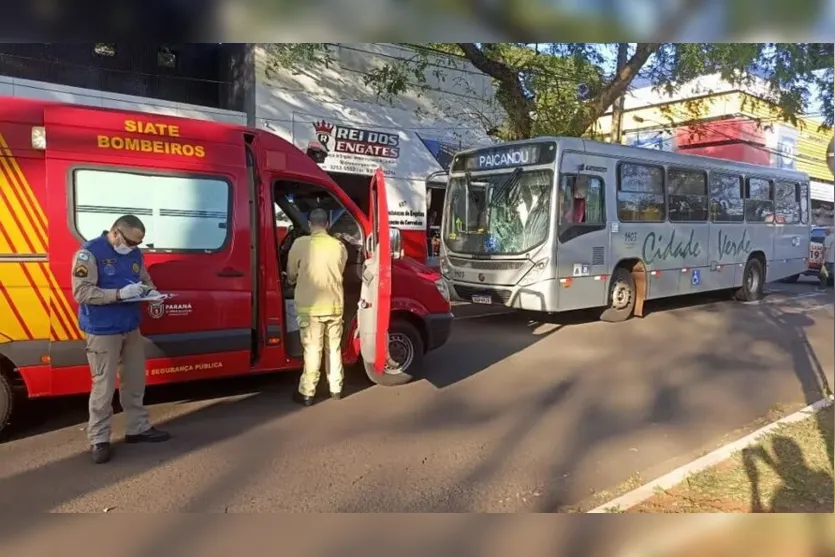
xmin=0 ymin=279 xmax=830 ymax=557
xmin=2 ymin=356 xmax=376 ymax=444
xmin=757 ymin=301 xmax=833 ymax=465
xmin=422 ymin=312 xmax=565 ymax=388
xmin=743 ymin=434 xmax=834 ymax=513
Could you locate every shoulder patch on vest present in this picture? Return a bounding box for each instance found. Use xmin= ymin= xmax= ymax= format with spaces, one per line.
xmin=73 ymin=264 xmax=89 ymax=278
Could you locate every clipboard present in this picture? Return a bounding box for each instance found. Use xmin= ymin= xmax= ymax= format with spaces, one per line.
xmin=119 ymin=292 xmax=173 ymax=303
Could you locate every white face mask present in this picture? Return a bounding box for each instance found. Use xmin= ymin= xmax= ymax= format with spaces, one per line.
xmin=114 ymin=243 xmax=135 ymax=255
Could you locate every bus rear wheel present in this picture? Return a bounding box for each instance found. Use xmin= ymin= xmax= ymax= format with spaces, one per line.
xmin=600 ymin=267 xmax=636 ymax=323
xmin=735 ymin=257 xmax=765 ymax=302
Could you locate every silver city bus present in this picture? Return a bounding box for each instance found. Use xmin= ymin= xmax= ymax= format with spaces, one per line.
xmin=440 ymin=137 xmax=811 ymax=321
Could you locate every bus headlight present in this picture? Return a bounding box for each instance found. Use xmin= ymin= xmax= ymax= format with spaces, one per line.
xmin=519 ymin=258 xmax=549 ymax=287
xmin=440 ymin=255 xmax=450 ymax=277
xmin=435 ymin=278 xmax=451 ymax=302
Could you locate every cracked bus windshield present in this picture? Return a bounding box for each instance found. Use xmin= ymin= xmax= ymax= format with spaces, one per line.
xmin=443 ymin=169 xmax=553 ymax=255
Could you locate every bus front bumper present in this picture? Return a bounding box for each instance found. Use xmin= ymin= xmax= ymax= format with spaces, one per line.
xmin=447 ymin=280 xmax=555 ymax=312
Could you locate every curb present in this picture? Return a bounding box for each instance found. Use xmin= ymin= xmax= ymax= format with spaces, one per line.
xmin=588 ymin=395 xmax=835 ymax=513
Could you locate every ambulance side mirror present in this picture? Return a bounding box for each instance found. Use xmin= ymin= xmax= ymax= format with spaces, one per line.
xmin=390 ymin=227 xmax=403 ymax=260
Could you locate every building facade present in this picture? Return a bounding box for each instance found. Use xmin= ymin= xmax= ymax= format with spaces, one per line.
xmin=0 ymin=43 xmax=499 ymax=262
xmin=595 ymin=74 xmax=834 ymax=226
xmin=0 ymin=43 xmax=248 ymax=124
xmin=253 ymin=43 xmax=498 ymax=261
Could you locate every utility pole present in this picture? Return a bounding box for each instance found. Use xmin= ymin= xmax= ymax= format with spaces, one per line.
xmin=610 ymin=43 xmax=629 ymax=145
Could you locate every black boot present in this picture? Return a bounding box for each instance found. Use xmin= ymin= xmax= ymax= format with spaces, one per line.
xmin=330 ymin=392 xmax=342 ymax=400
xmin=91 ymin=442 xmax=112 ymax=464
xmin=125 ymin=427 xmax=171 ymax=444
xmin=293 ymin=391 xmax=315 ymax=406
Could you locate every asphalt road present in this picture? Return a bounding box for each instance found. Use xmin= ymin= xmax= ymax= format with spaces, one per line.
xmin=0 ymin=279 xmax=831 ymax=525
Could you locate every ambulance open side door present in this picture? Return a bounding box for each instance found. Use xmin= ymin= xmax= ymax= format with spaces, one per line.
xmin=358 ymin=168 xmax=392 ymax=374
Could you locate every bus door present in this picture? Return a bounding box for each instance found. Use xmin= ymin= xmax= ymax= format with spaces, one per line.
xmin=555 ymin=158 xmax=610 ymax=311
xmin=43 ymin=104 xmax=253 ymax=378
xmin=358 ymin=168 xmax=393 ymax=374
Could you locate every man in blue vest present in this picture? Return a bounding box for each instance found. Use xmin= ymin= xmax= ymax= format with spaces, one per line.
xmin=71 ymin=215 xmax=170 ymax=464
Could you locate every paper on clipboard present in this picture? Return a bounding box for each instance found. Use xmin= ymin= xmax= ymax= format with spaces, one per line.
xmin=120 ymin=293 xmax=173 ymax=304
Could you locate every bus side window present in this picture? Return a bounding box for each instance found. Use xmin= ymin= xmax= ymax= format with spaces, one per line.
xmin=773 ymin=180 xmax=801 ymax=225
xmin=560 ymin=175 xmax=605 ymax=225
xmin=709 ymin=173 xmax=744 ymax=223
xmin=667 ymin=167 xmax=708 ymax=222
xmin=617 ymin=162 xmax=665 ymax=222
xmin=745 ymin=177 xmax=774 ymax=223
xmin=560 ymin=175 xmax=577 ymax=224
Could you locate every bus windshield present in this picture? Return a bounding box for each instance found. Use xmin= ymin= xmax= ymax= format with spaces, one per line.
xmin=443 ymin=169 xmax=553 ymax=255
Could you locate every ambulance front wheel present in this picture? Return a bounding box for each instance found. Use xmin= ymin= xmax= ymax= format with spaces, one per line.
xmin=0 ymin=368 xmax=14 ymax=438
xmin=364 ymin=320 xmax=424 ymax=387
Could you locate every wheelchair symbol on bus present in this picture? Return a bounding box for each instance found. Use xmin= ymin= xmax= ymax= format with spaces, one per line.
xmin=691 ymin=269 xmax=701 ymax=286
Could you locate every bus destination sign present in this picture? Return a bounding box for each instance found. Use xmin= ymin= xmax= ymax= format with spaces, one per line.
xmin=452 ymin=141 xmax=556 ymax=172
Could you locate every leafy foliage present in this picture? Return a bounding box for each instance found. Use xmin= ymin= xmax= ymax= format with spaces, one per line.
xmin=263 ymin=42 xmax=833 ymax=141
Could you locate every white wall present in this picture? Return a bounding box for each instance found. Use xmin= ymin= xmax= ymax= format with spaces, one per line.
xmin=620 ymin=73 xmax=776 ymax=111
xmin=0 ymin=75 xmax=247 ymax=125
xmin=255 ymin=43 xmax=501 ymax=230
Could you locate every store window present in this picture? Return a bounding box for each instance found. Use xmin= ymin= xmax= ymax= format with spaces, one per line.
xmin=73 ymin=169 xmax=230 ymax=251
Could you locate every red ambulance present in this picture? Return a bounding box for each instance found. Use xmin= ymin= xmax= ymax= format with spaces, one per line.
xmin=0 ymin=97 xmax=453 ymax=433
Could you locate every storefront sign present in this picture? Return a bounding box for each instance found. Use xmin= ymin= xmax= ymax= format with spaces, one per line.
xmin=765 ymin=125 xmax=799 ymax=171
xmin=827 ymin=137 xmax=833 ymax=175
xmin=314 ymin=120 xmax=400 ymax=159
xmin=811 ymin=181 xmax=834 ymax=203
xmin=624 ymin=130 xmax=676 ymax=152
xmin=292 ymin=118 xmax=404 ymax=178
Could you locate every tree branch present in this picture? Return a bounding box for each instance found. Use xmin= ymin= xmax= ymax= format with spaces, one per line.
xmin=586 ymin=43 xmax=660 ymax=123
xmin=457 ymin=43 xmax=533 ymax=139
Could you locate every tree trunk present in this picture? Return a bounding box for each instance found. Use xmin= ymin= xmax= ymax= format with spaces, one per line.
xmin=610 ymin=43 xmax=629 ymax=144
xmin=457 ymin=43 xmax=532 ymax=139
xmin=577 ymin=43 xmax=661 ymax=135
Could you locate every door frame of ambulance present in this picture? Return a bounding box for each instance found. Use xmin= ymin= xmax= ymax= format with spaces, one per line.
xmin=358 ymin=168 xmax=393 ymax=376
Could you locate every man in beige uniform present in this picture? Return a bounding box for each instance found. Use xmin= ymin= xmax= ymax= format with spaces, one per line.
xmin=286 ymin=208 xmax=348 ymax=406
xmin=72 ymin=215 xmax=170 ymax=464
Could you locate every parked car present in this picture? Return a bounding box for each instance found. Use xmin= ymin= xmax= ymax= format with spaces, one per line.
xmin=783 ymin=226 xmax=831 ymax=284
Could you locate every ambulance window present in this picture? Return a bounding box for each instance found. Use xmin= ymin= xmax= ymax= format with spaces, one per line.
xmin=73 ymin=169 xmax=231 ymax=252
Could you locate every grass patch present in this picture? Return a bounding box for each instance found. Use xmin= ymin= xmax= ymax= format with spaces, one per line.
xmin=629 ymin=406 xmax=834 ymax=513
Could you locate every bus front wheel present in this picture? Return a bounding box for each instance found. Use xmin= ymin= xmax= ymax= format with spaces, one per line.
xmin=736 ymin=257 xmax=765 ymax=302
xmin=600 ymin=267 xmax=636 ymax=323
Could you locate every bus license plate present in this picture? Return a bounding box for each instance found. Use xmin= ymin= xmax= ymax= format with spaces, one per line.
xmin=472 ymin=294 xmax=492 ymax=304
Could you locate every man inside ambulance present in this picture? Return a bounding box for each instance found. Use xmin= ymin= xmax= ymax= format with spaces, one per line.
xmin=285 ymin=208 xmax=349 ymax=406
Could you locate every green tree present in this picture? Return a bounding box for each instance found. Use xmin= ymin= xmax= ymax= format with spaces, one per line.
xmin=264 ymin=42 xmax=833 ymax=140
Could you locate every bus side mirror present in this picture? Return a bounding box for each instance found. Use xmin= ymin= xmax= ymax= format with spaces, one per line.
xmin=390 ymin=227 xmax=403 ymax=260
